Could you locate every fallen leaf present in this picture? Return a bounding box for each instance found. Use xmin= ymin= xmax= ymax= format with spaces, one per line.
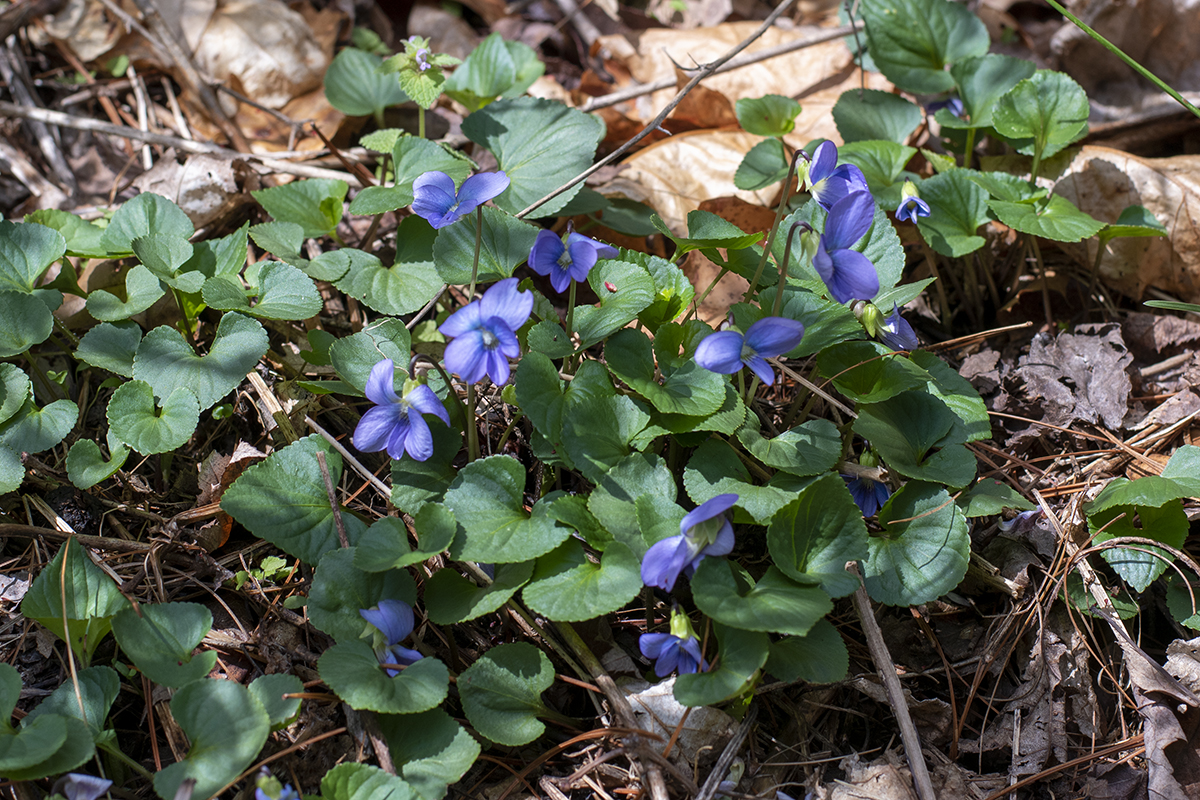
xmin=624 ymin=677 xmax=735 ymax=766
xmin=1015 ymin=324 xmax=1133 ymax=432
xmin=131 ymin=153 xmax=252 ymax=228
xmin=1054 ymin=146 xmax=1200 ymax=303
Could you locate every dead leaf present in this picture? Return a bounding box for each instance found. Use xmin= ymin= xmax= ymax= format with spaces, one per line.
xmin=624 ymin=677 xmax=735 ymax=766
xmin=36 ymin=0 xmax=128 ymax=61
xmin=1015 ymin=324 xmax=1133 ymax=432
xmin=131 ymin=153 xmax=252 ymax=228
xmin=1054 ymin=146 xmax=1200 ymax=303
xmin=1123 ymin=311 xmax=1200 ymax=355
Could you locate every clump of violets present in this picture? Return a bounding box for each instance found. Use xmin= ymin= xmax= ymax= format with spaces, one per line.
xmin=411 ymin=170 xmax=509 ymax=229
xmin=640 ymin=610 xmax=706 ymax=677
xmin=353 ymin=359 xmax=450 ymax=462
xmin=439 ymin=278 xmax=533 ymax=385
xmin=51 ymin=774 xmax=112 ymax=800
xmin=642 ymin=493 xmax=737 ymax=592
xmin=804 ymin=141 xmax=868 ymax=211
xmin=896 ymin=180 xmax=931 ymax=224
xmin=694 ymin=317 xmax=805 ymax=386
xmin=361 ymin=599 xmax=423 ymax=667
xmin=528 ymin=224 xmax=618 ymax=293
xmin=813 ymin=191 xmax=879 ymax=304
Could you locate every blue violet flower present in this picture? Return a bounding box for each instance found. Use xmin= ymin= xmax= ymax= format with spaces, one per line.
xmin=813 ymin=191 xmax=879 ymax=304
xmin=361 ymin=599 xmax=424 ymax=667
xmin=411 ymin=170 xmax=509 ymax=229
xmin=528 ymin=225 xmax=618 ymax=293
xmin=694 ymin=317 xmax=805 ymax=386
xmin=640 ymin=611 xmax=706 ymax=677
xmin=806 ymin=141 xmax=869 ymax=211
xmin=51 ymin=775 xmax=113 ymax=800
xmin=928 ymin=96 xmax=964 ymax=118
xmin=353 ymin=359 xmax=450 ymax=462
xmin=845 ymin=475 xmax=891 ymax=517
xmin=896 ymin=180 xmax=931 ymax=224
xmin=439 ymin=278 xmax=533 ymax=385
xmin=641 ymin=493 xmax=737 ymax=592
xmin=879 ymin=304 xmax=919 ymax=351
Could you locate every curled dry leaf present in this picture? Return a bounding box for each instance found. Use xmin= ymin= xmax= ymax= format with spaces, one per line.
xmin=1055 ymin=146 xmax=1200 ymax=303
xmin=130 ymin=154 xmax=253 ymax=228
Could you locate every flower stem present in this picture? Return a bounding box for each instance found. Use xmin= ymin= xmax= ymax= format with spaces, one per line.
xmin=418 ymin=106 xmax=426 ymax=138
xmin=565 ymin=278 xmax=577 ymax=336
xmin=773 ymin=221 xmax=807 ymax=318
xmin=744 ymin=148 xmax=805 ymax=303
xmin=468 ymin=206 xmax=483 ymax=302
xmin=963 ymin=127 xmax=976 ymax=169
xmin=466 ymin=383 xmax=479 ymax=462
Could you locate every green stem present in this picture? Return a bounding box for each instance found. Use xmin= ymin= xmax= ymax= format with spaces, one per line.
xmin=682 ymin=261 xmax=729 ymax=324
xmin=468 ymin=206 xmax=483 ymax=302
xmin=1043 ymin=0 xmax=1200 ymax=120
xmin=418 ymin=106 xmax=426 ymax=139
xmin=495 ymin=412 xmax=524 ymax=452
xmin=963 ymin=127 xmax=977 ymax=169
xmin=744 ymin=149 xmax=805 ymax=304
xmin=1030 ymin=146 xmax=1042 ymax=183
xmin=773 ymin=221 xmax=807 ymax=317
xmin=22 ymin=351 xmax=60 ymax=400
xmin=170 ymin=288 xmax=193 ymax=339
xmin=466 ymin=383 xmax=479 ymax=462
xmin=100 ymin=741 xmax=154 ymax=780
xmin=565 ymin=278 xmax=577 ymax=337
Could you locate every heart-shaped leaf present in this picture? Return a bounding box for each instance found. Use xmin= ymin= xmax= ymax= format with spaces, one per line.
xmin=328 ymin=318 xmax=412 ymax=394
xmin=767 ymin=474 xmax=870 ymax=598
xmin=202 ymin=260 xmax=321 ymax=320
xmin=736 ymin=94 xmax=802 ymax=137
xmin=66 ymin=431 xmax=130 ymax=490
xmin=588 ymin=453 xmax=677 ymax=556
xmin=692 ymin=560 xmax=832 ymax=636
xmin=560 ymin=393 xmax=650 ymax=483
xmin=737 ymin=418 xmax=841 ymax=477
xmin=319 ymin=641 xmax=449 ymax=714
xmin=132 ymin=233 xmax=202 ymax=293
xmin=0 ymin=364 xmax=31 ymax=426
xmin=458 ymin=643 xmax=554 ymax=746
xmin=0 ymin=220 xmax=66 ymax=292
xmin=684 ymin=439 xmax=795 ymax=525
xmin=0 ymin=289 xmax=53 ymax=357
xmin=864 ymin=482 xmax=971 ymax=605
xmin=379 ymin=709 xmax=480 ymax=800
xmin=335 ymin=219 xmax=442 ymax=315
xmin=424 ymin=561 xmax=534 ymax=624
xmin=21 ymin=539 xmax=126 ymax=664
xmin=764 ymin=619 xmax=849 ymax=684
xmin=989 ymin=194 xmax=1105 ymax=242
xmin=133 ymin=312 xmax=267 ymax=409
xmin=605 ymin=328 xmax=725 ymax=416
xmin=107 ymin=382 xmax=199 ymax=455
xmin=324 ymin=47 xmax=410 ymax=121
xmin=24 ymin=666 xmax=119 ymax=746
xmin=85 ymin=264 xmax=167 ymax=322
xmin=444 ymin=32 xmax=545 ymax=112
xmin=522 ymin=540 xmax=643 ymax=622
xmin=354 ymin=510 xmax=456 ymax=572
xmin=249 ymin=673 xmax=304 ymax=731
xmin=838 ymin=141 xmax=917 ymax=207
xmin=252 ymin=179 xmax=349 ymax=239
xmin=938 ymin=54 xmax=1036 ymax=131
xmin=673 ymin=624 xmax=769 ymax=707
xmin=320 ymin=763 xmax=418 ymax=800
xmin=24 ymin=211 xmax=104 ymax=259
xmin=308 ymin=548 xmax=416 ymax=641
xmin=0 ymin=397 xmax=76 ymax=455
xmin=99 ymin=192 xmax=193 ymax=256
xmin=833 ymin=89 xmax=922 ymax=144
xmin=76 ymin=321 xmax=142 ymax=377
xmin=112 ymin=602 xmax=216 ymax=688
xmin=860 ymin=0 xmax=989 ymax=94
xmin=854 ymin=390 xmax=976 ymax=488
xmin=431 ymin=205 xmax=540 ymax=285
xmin=992 ymin=70 xmax=1089 ymax=163
xmin=572 ymin=260 xmax=656 ymax=347
xmin=914 ymin=169 xmax=990 ymax=257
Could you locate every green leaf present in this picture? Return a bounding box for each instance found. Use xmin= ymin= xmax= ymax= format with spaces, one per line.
xmin=737 ymin=418 xmax=841 ymax=477
xmin=1165 ymin=575 xmax=1200 ymax=631
xmin=379 ymin=709 xmax=480 ymax=800
xmin=393 ymin=135 xmax=475 ymax=193
xmin=84 ymin=264 xmax=166 ymax=322
xmin=249 ymin=673 xmax=303 ymax=731
xmin=111 ymin=602 xmax=217 ymax=688
xmin=768 ymin=474 xmax=870 ymax=598
xmin=0 ymin=364 xmax=29 ymax=427
xmin=396 ymin=62 xmax=448 ymax=109
xmin=76 ymin=321 xmax=142 ymax=377
xmin=854 ymin=390 xmax=976 ymax=488
xmin=992 ymin=70 xmax=1089 ymax=162
xmin=673 ymin=624 xmax=769 ymax=707
xmin=0 ymin=220 xmax=66 ymax=292
xmin=838 ymin=141 xmax=917 ymax=207
xmin=132 ymin=232 xmax=201 ymax=293
xmin=684 ymin=438 xmax=795 ymax=525
xmin=458 ymin=642 xmax=554 ymax=746
xmin=523 ymin=540 xmax=642 ymax=622
xmin=335 ymin=219 xmax=442 ymax=315
xmin=527 ymin=319 xmax=574 ymax=358
xmin=914 ymin=169 xmax=990 ymax=257
xmin=655 ymin=210 xmax=763 ymax=257
xmin=766 ymin=286 xmax=863 ymax=358
xmin=733 ymin=138 xmax=791 ymax=191
xmin=183 ymin=222 xmax=248 ymax=279
xmin=320 ymin=763 xmax=417 ymax=800
xmin=605 ymin=328 xmax=724 ymax=417
xmin=308 ymin=548 xmax=416 ymax=641
xmin=860 ymin=0 xmax=989 ymax=94
xmin=625 ymin=250 xmax=696 ymax=333
xmin=249 ymin=221 xmax=305 ymax=262
xmin=106 ymin=381 xmax=199 ymax=455
xmin=817 ymin=340 xmax=932 ymax=404
xmin=24 ymin=211 xmax=105 ymax=259
xmin=693 ymin=560 xmax=832 ymax=636
xmin=0 ymin=446 xmax=23 ymax=494
xmin=910 ymin=350 xmax=991 ymax=441
xmin=390 ymin=423 xmax=461 ymax=515
xmin=445 ymin=456 xmax=572 ymax=563
xmin=588 ymin=453 xmax=677 ymax=557
xmin=133 ymin=312 xmax=268 ymax=410
xmin=203 ymin=260 xmax=321 ymax=320
xmin=99 ymin=192 xmax=194 ymax=256
xmin=252 ymin=178 xmax=349 ymax=239
xmin=24 ymin=666 xmax=119 ymax=746
xmin=989 ymin=194 xmax=1105 ymax=242
xmin=21 ymin=540 xmax=126 ymax=664
xmin=1086 ymin=477 xmax=1190 ymax=591
xmin=0 ymin=397 xmax=76 ymax=454
xmin=328 ymin=317 xmax=412 ymax=395
xmin=1161 ymin=444 xmax=1200 ymax=498
xmin=424 ymin=561 xmax=534 ymax=624
xmin=444 ymin=32 xmax=545 ymax=112
xmin=325 ymin=47 xmax=409 ymax=119
xmin=764 ymin=619 xmax=849 ymax=684
xmin=864 ymin=482 xmax=970 ymax=605
xmin=962 ymin=169 xmax=1043 ymax=202
xmin=736 ymin=94 xmax=802 ymax=137
xmin=152 ymin=679 xmax=271 ymax=800
xmin=354 ymin=509 xmax=456 ymax=572
xmin=66 ymin=432 xmax=130 ymax=490
xmin=1099 ymin=204 xmax=1169 ymax=246
xmin=431 ymin=204 xmax=540 ymax=285
xmin=956 ymin=479 xmax=1035 ymax=517
xmin=572 ymin=259 xmax=656 ymax=347
xmin=319 ymin=641 xmax=449 ymax=714
xmin=833 ymin=89 xmax=921 ymax=144
xmin=461 ymin=97 xmax=605 ymax=218
xmin=221 ymin=436 xmax=370 ymax=564
xmin=938 ymin=54 xmax=1036 ymax=130
xmin=1 ymin=714 xmax=93 ymax=781
xmin=0 ymin=289 xmax=52 ymax=356
xmin=561 ymin=393 xmax=650 ymax=483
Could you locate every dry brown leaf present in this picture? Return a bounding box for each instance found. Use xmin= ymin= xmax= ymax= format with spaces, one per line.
xmin=1054 ymin=146 xmax=1200 ymax=303
xmin=130 ymin=153 xmax=253 ymax=228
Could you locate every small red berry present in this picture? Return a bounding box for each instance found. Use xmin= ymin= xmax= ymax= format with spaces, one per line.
xmin=604 ymin=282 xmax=617 ymax=292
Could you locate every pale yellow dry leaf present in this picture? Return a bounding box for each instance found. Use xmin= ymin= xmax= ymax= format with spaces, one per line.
xmin=1054 ymin=145 xmax=1200 ymax=303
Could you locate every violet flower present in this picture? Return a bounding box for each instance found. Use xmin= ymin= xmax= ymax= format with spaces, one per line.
xmin=51 ymin=775 xmax=113 ymax=800
xmin=694 ymin=317 xmax=805 ymax=386
xmin=439 ymin=278 xmax=533 ymax=385
xmin=844 ymin=475 xmax=891 ymax=517
xmin=878 ymin=304 xmax=919 ymax=351
xmin=361 ymin=599 xmax=424 ymax=667
xmin=640 ymin=610 xmax=706 ymax=677
xmin=411 ymin=171 xmax=509 ymax=229
xmin=896 ymin=180 xmax=931 ymax=224
xmin=641 ymin=493 xmax=737 ymax=592
xmin=353 ymin=359 xmax=450 ymax=462
xmin=528 ymin=226 xmax=618 ymax=293
xmin=806 ymin=141 xmax=869 ymax=211
xmin=928 ymin=96 xmax=964 ymax=118
xmin=813 ymin=191 xmax=879 ymax=304
xmin=255 ymin=785 xmax=299 ymax=800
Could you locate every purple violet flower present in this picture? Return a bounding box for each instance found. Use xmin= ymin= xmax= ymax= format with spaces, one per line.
xmin=844 ymin=475 xmax=891 ymax=517
xmin=411 ymin=171 xmax=509 ymax=229
xmin=640 ymin=631 xmax=706 ymax=677
xmin=896 ymin=180 xmax=931 ymax=224
xmin=528 ymin=227 xmax=618 ymax=293
xmin=806 ymin=141 xmax=869 ymax=211
xmin=641 ymin=493 xmax=737 ymax=592
xmin=439 ymin=277 xmax=533 ymax=386
xmin=813 ymin=191 xmax=879 ymax=304
xmin=51 ymin=775 xmax=113 ymax=800
xmin=361 ymin=599 xmax=424 ymax=667
xmin=928 ymin=96 xmax=964 ymax=118
xmin=414 ymin=47 xmax=431 ymax=71
xmin=353 ymin=359 xmax=450 ymax=462
xmin=694 ymin=317 xmax=805 ymax=386
xmin=255 ymin=785 xmax=300 ymax=800
xmin=878 ymin=304 xmax=919 ymax=351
